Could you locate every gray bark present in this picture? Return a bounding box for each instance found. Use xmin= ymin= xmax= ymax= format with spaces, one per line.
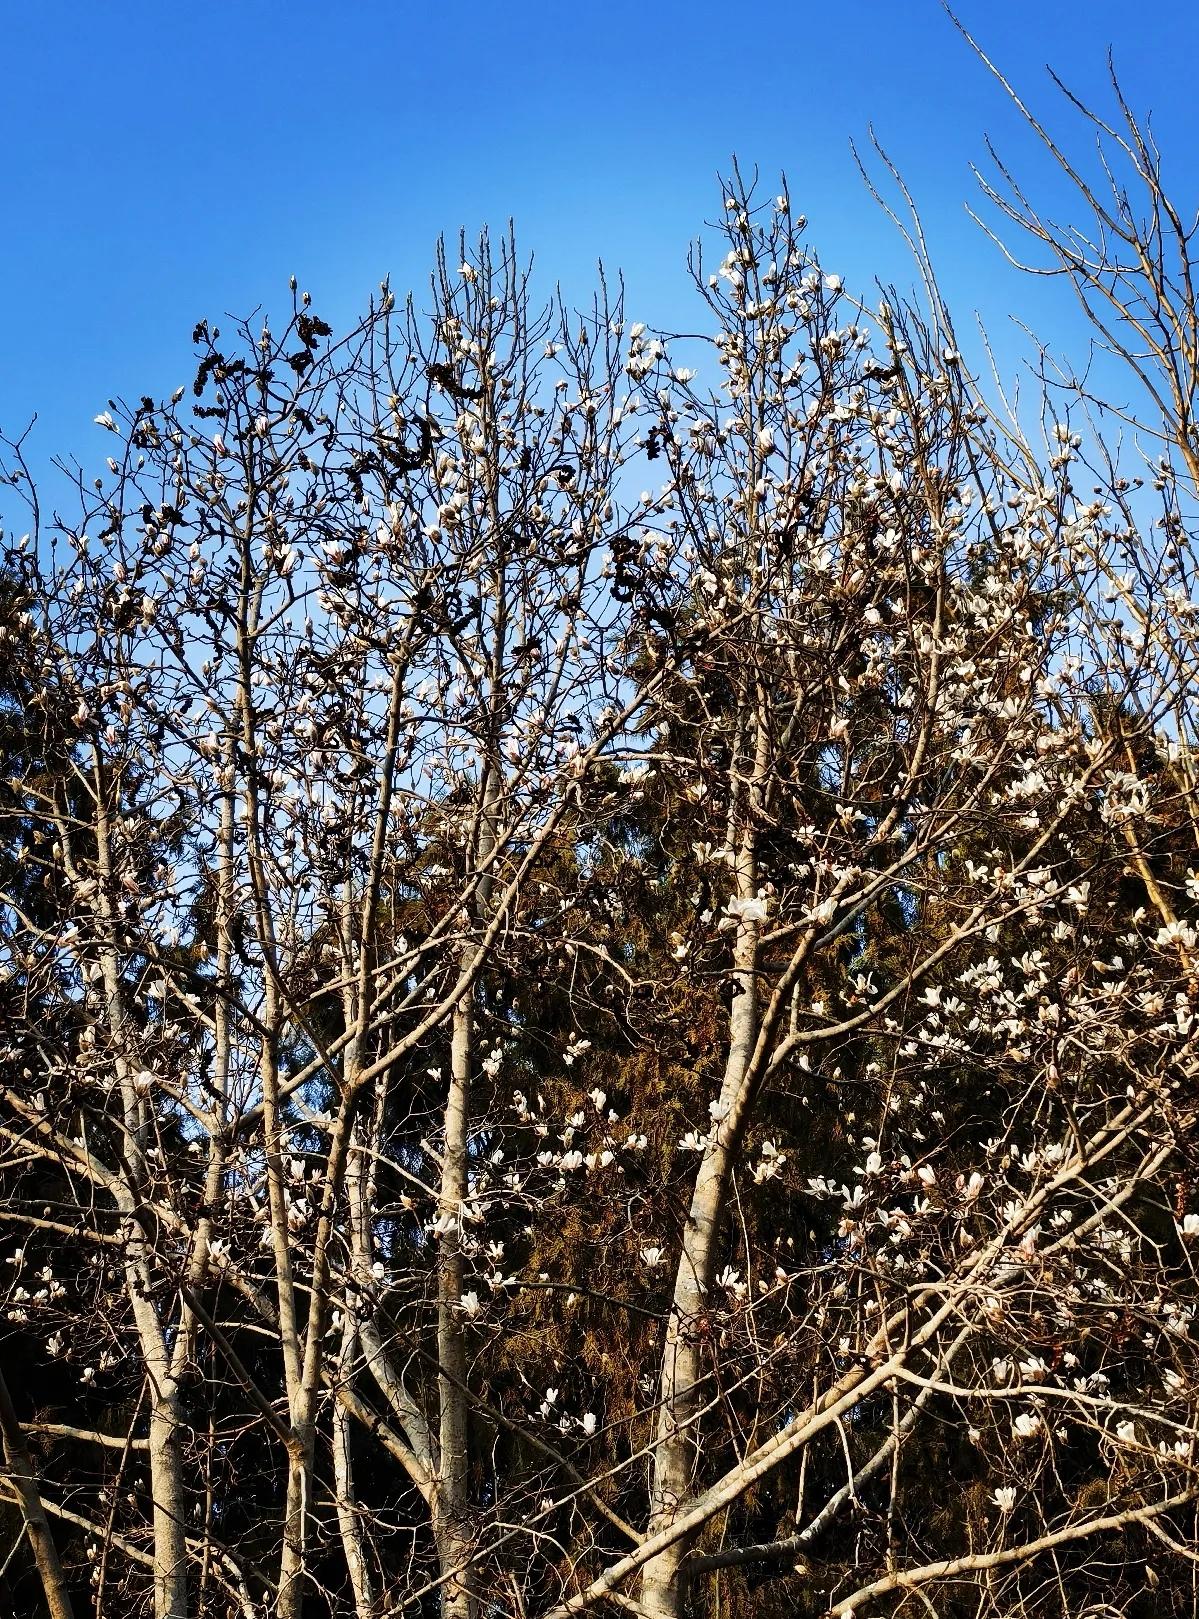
xmin=0 ymin=1360 xmax=75 ymax=1619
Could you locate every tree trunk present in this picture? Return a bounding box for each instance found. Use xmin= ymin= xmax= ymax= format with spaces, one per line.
xmin=147 ymin=1390 xmax=189 ymax=1619
xmin=433 ymin=1514 xmax=478 ymax=1619
xmin=433 ymin=989 xmax=478 ymax=1619
xmin=643 ymin=817 xmax=762 ymax=1618
xmin=333 ymin=1320 xmax=376 ymax=1619
xmin=0 ymin=1361 xmax=75 ymax=1619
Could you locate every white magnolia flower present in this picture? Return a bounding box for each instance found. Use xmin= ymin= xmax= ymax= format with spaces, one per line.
xmin=640 ymin=1247 xmax=666 ymax=1269
xmin=1013 ymin=1412 xmax=1042 ymax=1439
xmin=724 ymin=895 xmax=769 ymax=924
xmin=94 ymin=412 xmax=117 ymax=431
xmin=1179 ymin=1214 xmax=1199 ymax=1238
xmin=992 ymin=1486 xmax=1017 ymax=1512
xmin=1116 ymin=1420 xmax=1137 ymax=1445
xmin=459 ymin=1292 xmax=481 ymax=1317
xmin=581 ymin=1412 xmax=597 ymax=1436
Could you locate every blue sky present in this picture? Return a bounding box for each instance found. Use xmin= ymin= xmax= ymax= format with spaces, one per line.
xmin=3 ymin=0 xmax=1198 ymax=497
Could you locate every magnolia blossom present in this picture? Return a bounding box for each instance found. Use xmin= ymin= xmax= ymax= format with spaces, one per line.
xmin=724 ymin=895 xmax=770 ymax=924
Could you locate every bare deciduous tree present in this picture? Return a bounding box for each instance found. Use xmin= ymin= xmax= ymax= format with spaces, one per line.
xmin=2 ymin=61 xmax=1199 ymax=1619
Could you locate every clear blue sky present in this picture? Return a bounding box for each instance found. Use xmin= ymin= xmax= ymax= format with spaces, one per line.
xmin=3 ymin=0 xmax=1197 ymax=494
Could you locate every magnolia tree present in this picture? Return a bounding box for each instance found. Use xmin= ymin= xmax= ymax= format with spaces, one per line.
xmin=2 ymin=79 xmax=1199 ymax=1619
